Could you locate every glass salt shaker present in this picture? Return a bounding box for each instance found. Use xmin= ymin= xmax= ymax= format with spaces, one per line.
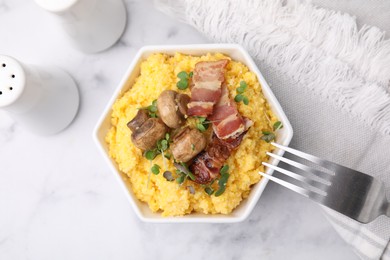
xmin=34 ymin=0 xmax=127 ymax=53
xmin=0 ymin=55 xmax=79 ymax=135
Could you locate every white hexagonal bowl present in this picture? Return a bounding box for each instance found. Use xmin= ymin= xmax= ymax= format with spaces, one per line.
xmin=93 ymin=44 xmax=293 ymax=223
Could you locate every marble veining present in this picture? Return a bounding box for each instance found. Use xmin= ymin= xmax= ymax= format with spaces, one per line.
xmin=0 ymin=0 xmax=361 ymax=259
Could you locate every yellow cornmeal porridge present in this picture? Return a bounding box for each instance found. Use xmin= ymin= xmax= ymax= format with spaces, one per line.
xmin=106 ymin=53 xmax=277 ymax=216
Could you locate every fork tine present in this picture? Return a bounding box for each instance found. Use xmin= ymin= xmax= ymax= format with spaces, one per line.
xmin=262 ymin=162 xmax=327 ymax=196
xmin=271 ymin=142 xmax=337 ymax=173
xmin=266 ymin=152 xmax=331 ymax=185
xmin=259 ymin=171 xmax=326 ymax=199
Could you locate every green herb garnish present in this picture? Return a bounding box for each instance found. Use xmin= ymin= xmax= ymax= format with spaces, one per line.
xmin=174 ymin=162 xmax=195 ymax=184
xmin=214 ymin=165 xmax=230 ymax=197
xmin=147 ymin=134 xmax=169 ymax=156
xmin=214 ymin=187 xmax=226 ymax=197
xmin=151 ymin=164 xmax=160 ymax=175
xmin=191 ymin=144 xmax=195 ymax=151
xmin=203 ymin=179 xmax=216 ymax=196
xmin=260 ymin=121 xmax=283 ymax=143
xmin=236 ymin=80 xmax=248 ymax=93
xmin=243 ymin=96 xmax=249 ymax=105
xmin=180 ymin=162 xmax=195 ymax=181
xmin=144 ymin=133 xmax=172 ymax=175
xmin=273 ymin=121 xmax=283 ymax=131
xmin=176 ymin=71 xmax=193 ymax=90
xmin=158 ymin=134 xmax=172 ymax=171
xmin=187 ymin=171 xmax=196 ymax=181
xmin=196 ymin=124 xmax=206 ymax=132
xmin=260 ymin=131 xmax=276 ymax=143
xmin=220 ymin=165 xmax=229 ymax=175
xmin=177 ymin=71 xmax=188 ymax=80
xmin=157 ymin=139 xmax=168 ymax=151
xmin=145 ymin=150 xmax=157 ymax=160
xmin=198 ymin=117 xmax=206 ymax=123
xmin=177 ymin=79 xmax=188 ymax=90
xmin=234 ymin=81 xmax=249 ymax=105
xmin=234 ymin=94 xmax=244 ymax=102
xmin=196 ymin=116 xmax=209 ymax=132
xmin=176 ymin=173 xmax=185 ymax=184
xmin=204 ymin=186 xmax=214 ymax=195
xmin=141 ymin=99 xmax=158 ymax=118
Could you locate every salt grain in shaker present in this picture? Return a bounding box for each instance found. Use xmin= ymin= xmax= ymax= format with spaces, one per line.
xmin=34 ymin=0 xmax=127 ymax=53
xmin=0 ymin=55 xmax=79 ymax=135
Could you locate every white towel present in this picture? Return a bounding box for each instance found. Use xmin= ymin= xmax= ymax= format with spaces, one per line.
xmin=154 ymin=0 xmax=390 ymax=259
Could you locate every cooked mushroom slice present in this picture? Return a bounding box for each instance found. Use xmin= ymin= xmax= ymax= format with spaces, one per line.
xmin=131 ymin=118 xmax=168 ymax=150
xmin=127 ymin=109 xmax=149 ymax=132
xmin=176 ymin=93 xmax=190 ymax=116
xmin=171 ymin=127 xmax=207 ymax=163
xmin=157 ymin=90 xmax=185 ymax=129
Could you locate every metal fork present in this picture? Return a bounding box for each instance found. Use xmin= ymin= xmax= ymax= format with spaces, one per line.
xmin=259 ymin=142 xmax=390 ymax=223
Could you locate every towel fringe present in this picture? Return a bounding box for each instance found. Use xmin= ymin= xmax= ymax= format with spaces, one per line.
xmin=155 ymin=0 xmax=390 ymax=135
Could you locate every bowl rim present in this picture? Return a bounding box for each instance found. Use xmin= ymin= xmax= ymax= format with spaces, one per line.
xmin=93 ymin=43 xmax=293 ymax=223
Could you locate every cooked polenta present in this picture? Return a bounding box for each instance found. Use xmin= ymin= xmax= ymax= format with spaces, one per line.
xmin=106 ymin=53 xmax=277 ymax=216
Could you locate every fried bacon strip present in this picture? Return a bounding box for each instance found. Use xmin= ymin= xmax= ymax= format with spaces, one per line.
xmin=188 ymin=60 xmax=253 ymax=184
xmin=190 ymin=133 xmax=245 ymax=184
xmin=187 ymin=59 xmax=229 ymax=117
xmin=190 ymin=85 xmax=252 ymax=184
xmin=208 ymin=85 xmax=249 ymax=140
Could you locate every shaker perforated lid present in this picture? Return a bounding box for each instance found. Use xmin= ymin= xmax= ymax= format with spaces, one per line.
xmin=0 ymin=55 xmax=26 ymax=108
xmin=34 ymin=0 xmax=79 ymax=12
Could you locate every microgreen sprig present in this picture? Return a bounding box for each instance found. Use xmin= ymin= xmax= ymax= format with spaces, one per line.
xmin=144 ymin=133 xmax=172 ymax=185
xmin=196 ymin=116 xmax=210 ymax=132
xmin=273 ymin=121 xmax=283 ymax=131
xmin=234 ymin=81 xmax=249 ymax=105
xmin=157 ymin=138 xmax=169 ymax=152
xmin=145 ymin=150 xmax=157 ymax=160
xmin=140 ymin=99 xmax=158 ymax=118
xmin=260 ymin=121 xmax=283 ymax=143
xmin=204 ymin=186 xmax=214 ymax=195
xmin=215 ymin=165 xmax=230 ymax=197
xmin=260 ymin=131 xmax=276 ymax=143
xmin=158 ymin=133 xmax=171 ymax=170
xmin=203 ymin=165 xmax=230 ymax=196
xmin=145 ymin=158 xmax=154 ymax=188
xmin=176 ymin=71 xmax=193 ymax=90
xmin=151 ymin=164 xmax=160 ymax=175
xmin=176 ymin=173 xmax=186 ymax=184
xmin=144 ymin=133 xmax=170 ymax=160
xmin=202 ymin=179 xmax=216 ymax=195
xmin=174 ymin=162 xmax=195 ymax=185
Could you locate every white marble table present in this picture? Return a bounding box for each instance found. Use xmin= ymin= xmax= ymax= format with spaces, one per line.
xmin=3 ymin=0 xmax=386 ymax=259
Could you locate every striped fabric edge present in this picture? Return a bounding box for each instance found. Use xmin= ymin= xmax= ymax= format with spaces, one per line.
xmin=324 ymin=207 xmax=388 ymax=260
